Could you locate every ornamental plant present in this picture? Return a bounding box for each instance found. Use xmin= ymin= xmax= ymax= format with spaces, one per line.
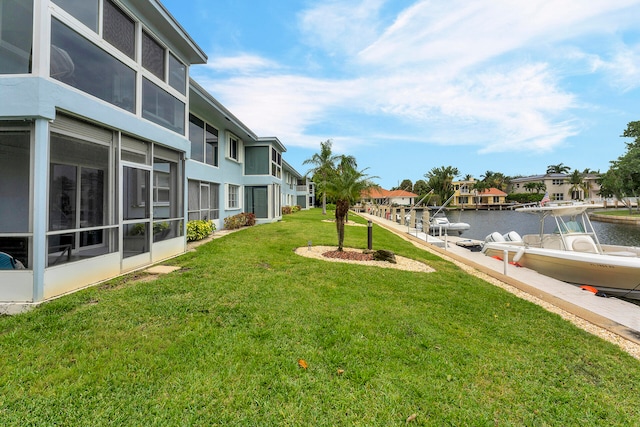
xmin=223 ymin=212 xmax=256 ymax=230
xmin=186 ymin=219 xmax=216 ymax=242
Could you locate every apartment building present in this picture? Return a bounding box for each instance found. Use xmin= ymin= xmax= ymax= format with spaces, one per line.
xmin=0 ymin=0 xmax=310 ymax=307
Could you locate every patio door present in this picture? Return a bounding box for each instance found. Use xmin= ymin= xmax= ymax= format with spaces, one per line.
xmin=121 ymin=163 xmax=152 ymax=270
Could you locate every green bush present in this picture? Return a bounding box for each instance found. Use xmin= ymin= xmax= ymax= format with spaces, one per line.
xmin=186 ymin=220 xmax=216 ymax=242
xmin=325 ymin=203 xmax=336 ymax=211
xmin=223 ymin=212 xmax=256 ymax=230
xmin=506 ymin=193 xmax=544 ymax=204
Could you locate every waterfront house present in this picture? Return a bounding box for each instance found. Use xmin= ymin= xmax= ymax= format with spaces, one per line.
xmin=508 ymin=173 xmax=601 ymax=202
xmin=0 ymin=0 xmax=310 ymax=308
xmin=453 ymin=179 xmax=508 ymax=208
xmin=361 ymin=188 xmax=418 ymax=207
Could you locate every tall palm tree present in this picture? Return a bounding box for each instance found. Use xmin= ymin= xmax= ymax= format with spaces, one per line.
xmin=303 ymin=139 xmax=340 ymax=215
xmin=568 ymin=169 xmax=584 ymax=200
xmin=471 ymin=180 xmax=490 ymax=208
xmin=424 ymin=165 xmax=459 ymax=205
xmin=546 ymin=163 xmax=571 ymax=174
xmin=325 ymin=160 xmax=378 ymax=251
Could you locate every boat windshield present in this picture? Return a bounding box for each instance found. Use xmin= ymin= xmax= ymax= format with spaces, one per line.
xmin=555 ymin=219 xmax=585 ymax=234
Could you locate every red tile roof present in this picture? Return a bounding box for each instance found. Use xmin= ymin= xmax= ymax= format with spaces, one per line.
xmin=479 ymin=187 xmax=507 ymax=196
xmin=362 ymin=188 xmax=418 ymax=198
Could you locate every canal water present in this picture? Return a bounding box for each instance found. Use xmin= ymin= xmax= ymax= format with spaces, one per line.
xmin=445 ymin=209 xmax=640 ymax=246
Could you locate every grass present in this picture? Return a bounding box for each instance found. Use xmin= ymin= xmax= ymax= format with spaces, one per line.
xmin=593 ymin=209 xmax=640 ymax=217
xmin=1 ymin=208 xmax=640 ymax=426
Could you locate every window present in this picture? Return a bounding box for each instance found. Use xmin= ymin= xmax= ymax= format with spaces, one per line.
xmin=142 ymin=77 xmax=185 ymax=134
xmin=0 ymin=0 xmax=33 ymax=74
xmin=552 ymin=179 xmax=564 ymax=185
xmin=188 ymin=114 xmax=218 ymax=166
xmin=552 ymin=193 xmax=564 ymax=201
xmin=168 ymin=53 xmax=186 ymax=95
xmin=53 ymin=0 xmax=99 ymax=32
xmin=103 ymin=0 xmax=135 ymax=59
xmin=227 ymin=184 xmax=240 ymax=209
xmin=0 ymin=128 xmax=31 ymax=267
xmin=271 ymin=147 xmax=282 ymax=178
xmin=228 ymin=135 xmax=240 ymax=161
xmin=245 ymin=146 xmax=269 ymax=175
xmin=188 ymin=180 xmax=219 ymax=221
xmin=51 ymin=18 xmax=136 ymax=112
xmin=142 ymin=30 xmax=164 ymax=80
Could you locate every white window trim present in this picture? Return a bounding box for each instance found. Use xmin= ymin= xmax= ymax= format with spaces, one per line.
xmin=226 ymin=133 xmax=242 ymax=163
xmin=225 ymin=183 xmax=242 ymax=210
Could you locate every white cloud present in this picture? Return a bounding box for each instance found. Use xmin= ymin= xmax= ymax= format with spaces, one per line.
xmin=195 ymin=0 xmax=640 ymax=159
xmin=298 ymin=0 xmax=386 ymax=56
xmin=202 ymin=54 xmax=280 ymax=74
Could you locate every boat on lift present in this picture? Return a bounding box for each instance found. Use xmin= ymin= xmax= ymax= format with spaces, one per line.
xmin=481 ymin=202 xmax=640 ymax=300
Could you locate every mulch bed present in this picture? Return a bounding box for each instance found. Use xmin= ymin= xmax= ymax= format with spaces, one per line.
xmin=322 ymin=250 xmax=374 ymax=261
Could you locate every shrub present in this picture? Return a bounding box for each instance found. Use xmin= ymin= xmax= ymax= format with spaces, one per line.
xmin=224 ymin=212 xmax=256 ymax=230
xmin=186 ymin=220 xmax=216 ymax=242
xmin=282 ymin=205 xmax=302 ymax=215
xmin=325 ymin=203 xmax=336 ymax=211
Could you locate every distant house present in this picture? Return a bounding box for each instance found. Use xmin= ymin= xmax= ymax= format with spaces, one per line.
xmin=508 ymin=173 xmax=601 ymax=201
xmin=453 ymin=179 xmax=507 ymax=207
xmin=361 ymin=188 xmax=418 ymax=206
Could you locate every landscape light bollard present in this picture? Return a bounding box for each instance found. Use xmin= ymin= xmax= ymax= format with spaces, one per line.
xmin=308 ymin=240 xmax=312 ymax=251
xmin=367 ymin=221 xmax=373 ymax=250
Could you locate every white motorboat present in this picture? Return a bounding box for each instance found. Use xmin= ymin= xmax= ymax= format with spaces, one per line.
xmin=481 ymin=202 xmax=640 ymax=300
xmin=429 ymin=214 xmax=470 ymax=235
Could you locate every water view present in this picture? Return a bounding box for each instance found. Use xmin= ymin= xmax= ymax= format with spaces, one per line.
xmin=447 ymin=209 xmax=640 ymax=247
xmin=407 ymin=208 xmax=640 ymax=246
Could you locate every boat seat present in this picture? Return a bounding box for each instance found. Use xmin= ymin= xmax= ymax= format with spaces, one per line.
xmin=568 ymin=236 xmax=598 ymax=253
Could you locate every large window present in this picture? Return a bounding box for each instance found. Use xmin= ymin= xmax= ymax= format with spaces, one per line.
xmin=103 ymin=0 xmax=135 ymax=59
xmin=168 ymin=53 xmax=186 ymax=95
xmin=50 ymin=18 xmax=136 ymax=112
xmin=52 ymin=0 xmax=99 ymax=32
xmin=142 ymin=78 xmax=185 ymax=134
xmin=0 ymin=0 xmax=33 ymax=74
xmin=188 ymin=114 xmax=218 ymax=166
xmin=188 ymin=180 xmax=219 ymax=221
xmin=0 ymin=128 xmax=30 ymax=268
xmin=245 ymin=146 xmax=269 ymax=175
xmin=48 ymin=129 xmax=116 ymax=266
xmin=142 ymin=30 xmax=164 ymax=80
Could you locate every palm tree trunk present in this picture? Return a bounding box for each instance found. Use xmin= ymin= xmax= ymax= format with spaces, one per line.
xmin=335 ymin=200 xmax=349 ymax=251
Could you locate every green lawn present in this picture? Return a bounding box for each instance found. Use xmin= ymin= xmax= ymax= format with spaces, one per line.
xmin=1 ymin=209 xmax=639 ymax=426
xmin=593 ymin=209 xmax=640 ymax=217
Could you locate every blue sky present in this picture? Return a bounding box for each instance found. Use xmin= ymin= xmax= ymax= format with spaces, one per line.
xmin=163 ymin=0 xmax=640 ymax=189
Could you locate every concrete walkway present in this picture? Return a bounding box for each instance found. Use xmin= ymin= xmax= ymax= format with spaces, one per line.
xmin=358 ymin=212 xmax=640 ymax=347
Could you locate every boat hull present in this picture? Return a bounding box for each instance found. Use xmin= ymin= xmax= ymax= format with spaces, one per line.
xmin=482 ymin=243 xmax=640 ymax=299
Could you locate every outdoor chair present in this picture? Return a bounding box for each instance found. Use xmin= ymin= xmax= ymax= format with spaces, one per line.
xmin=0 ymin=252 xmax=17 ymax=270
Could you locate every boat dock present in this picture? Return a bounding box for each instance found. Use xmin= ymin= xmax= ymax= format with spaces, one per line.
xmin=358 ymin=212 xmax=640 ymax=349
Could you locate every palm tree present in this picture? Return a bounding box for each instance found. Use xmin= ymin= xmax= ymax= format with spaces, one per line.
xmin=303 ymin=139 xmax=340 ymax=215
xmin=424 ymin=166 xmax=459 ymax=205
xmin=568 ymin=169 xmax=584 ymax=200
xmin=471 ymin=180 xmax=490 ymax=208
xmin=325 ymin=160 xmax=378 ymax=251
xmin=546 ymin=163 xmax=571 ymax=174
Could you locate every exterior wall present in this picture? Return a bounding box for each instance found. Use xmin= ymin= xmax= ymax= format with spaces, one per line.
xmin=509 ymin=174 xmax=602 ymax=201
xmin=0 ymin=0 xmax=204 ymax=304
xmin=0 ymin=0 xmax=312 ymax=306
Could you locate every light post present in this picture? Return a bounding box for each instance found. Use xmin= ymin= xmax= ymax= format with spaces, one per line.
xmin=367 ymin=220 xmax=373 ymax=250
